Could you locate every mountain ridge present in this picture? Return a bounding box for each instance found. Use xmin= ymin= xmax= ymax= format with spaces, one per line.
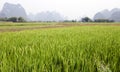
xmin=0 ymin=2 xmax=27 ymax=19
xmin=1 ymin=2 xmax=120 ymax=22
xmin=0 ymin=2 xmax=65 ymax=21
xmin=94 ymin=8 xmax=120 ymax=22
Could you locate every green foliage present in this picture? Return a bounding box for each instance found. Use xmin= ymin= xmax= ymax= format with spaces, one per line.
xmin=94 ymin=19 xmax=114 ymax=22
xmin=7 ymin=17 xmax=18 ymax=22
xmin=18 ymin=17 xmax=26 ymax=22
xmin=63 ymin=20 xmax=77 ymax=22
xmin=0 ymin=17 xmax=8 ymax=21
xmin=0 ymin=26 xmax=120 ymax=72
xmin=81 ymin=17 xmax=92 ymax=22
xmin=0 ymin=17 xmax=26 ymax=22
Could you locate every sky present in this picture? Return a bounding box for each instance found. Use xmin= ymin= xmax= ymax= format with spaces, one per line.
xmin=0 ymin=0 xmax=120 ymax=19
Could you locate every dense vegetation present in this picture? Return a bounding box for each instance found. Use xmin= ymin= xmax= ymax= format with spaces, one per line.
xmin=0 ymin=25 xmax=120 ymax=72
xmin=0 ymin=17 xmax=25 ymax=22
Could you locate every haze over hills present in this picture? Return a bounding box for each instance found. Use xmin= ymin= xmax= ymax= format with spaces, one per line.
xmin=0 ymin=2 xmax=66 ymax=21
xmin=28 ymin=11 xmax=65 ymax=21
xmin=0 ymin=2 xmax=120 ymax=22
xmin=0 ymin=2 xmax=27 ymax=19
xmin=94 ymin=8 xmax=120 ymax=22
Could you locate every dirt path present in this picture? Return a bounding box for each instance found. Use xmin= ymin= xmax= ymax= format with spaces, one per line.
xmin=0 ymin=23 xmax=120 ymax=32
xmin=0 ymin=24 xmax=69 ymax=32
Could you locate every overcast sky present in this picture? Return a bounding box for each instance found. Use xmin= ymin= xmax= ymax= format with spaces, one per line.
xmin=0 ymin=0 xmax=120 ymax=19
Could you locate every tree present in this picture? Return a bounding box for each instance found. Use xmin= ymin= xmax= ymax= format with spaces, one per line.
xmin=18 ymin=17 xmax=25 ymax=22
xmin=81 ymin=17 xmax=92 ymax=22
xmin=0 ymin=17 xmax=7 ymax=21
xmin=71 ymin=20 xmax=77 ymax=22
xmin=63 ymin=20 xmax=76 ymax=22
xmin=7 ymin=17 xmax=17 ymax=22
xmin=94 ymin=19 xmax=114 ymax=22
xmin=0 ymin=17 xmax=26 ymax=22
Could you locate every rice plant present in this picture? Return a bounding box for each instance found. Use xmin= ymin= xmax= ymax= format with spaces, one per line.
xmin=0 ymin=25 xmax=120 ymax=72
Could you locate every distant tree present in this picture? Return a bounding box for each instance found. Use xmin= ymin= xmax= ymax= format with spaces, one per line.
xmin=94 ymin=19 xmax=114 ymax=22
xmin=18 ymin=17 xmax=25 ymax=22
xmin=0 ymin=17 xmax=7 ymax=21
xmin=71 ymin=20 xmax=77 ymax=22
xmin=0 ymin=17 xmax=26 ymax=22
xmin=63 ymin=20 xmax=77 ymax=22
xmin=7 ymin=17 xmax=17 ymax=22
xmin=81 ymin=17 xmax=92 ymax=22
xmin=63 ymin=20 xmax=69 ymax=22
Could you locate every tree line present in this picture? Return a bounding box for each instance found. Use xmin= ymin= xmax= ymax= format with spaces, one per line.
xmin=0 ymin=17 xmax=26 ymax=22
xmin=63 ymin=17 xmax=114 ymax=22
xmin=0 ymin=16 xmax=114 ymax=22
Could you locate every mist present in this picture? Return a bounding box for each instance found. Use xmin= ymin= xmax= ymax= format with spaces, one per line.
xmin=0 ymin=0 xmax=120 ymax=20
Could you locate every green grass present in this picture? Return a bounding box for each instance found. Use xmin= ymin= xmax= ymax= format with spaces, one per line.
xmin=0 ymin=22 xmax=58 ymax=29
xmin=0 ymin=22 xmax=57 ymax=26
xmin=0 ymin=25 xmax=120 ymax=72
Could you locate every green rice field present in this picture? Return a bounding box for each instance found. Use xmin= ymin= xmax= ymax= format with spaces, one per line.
xmin=0 ymin=22 xmax=120 ymax=72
